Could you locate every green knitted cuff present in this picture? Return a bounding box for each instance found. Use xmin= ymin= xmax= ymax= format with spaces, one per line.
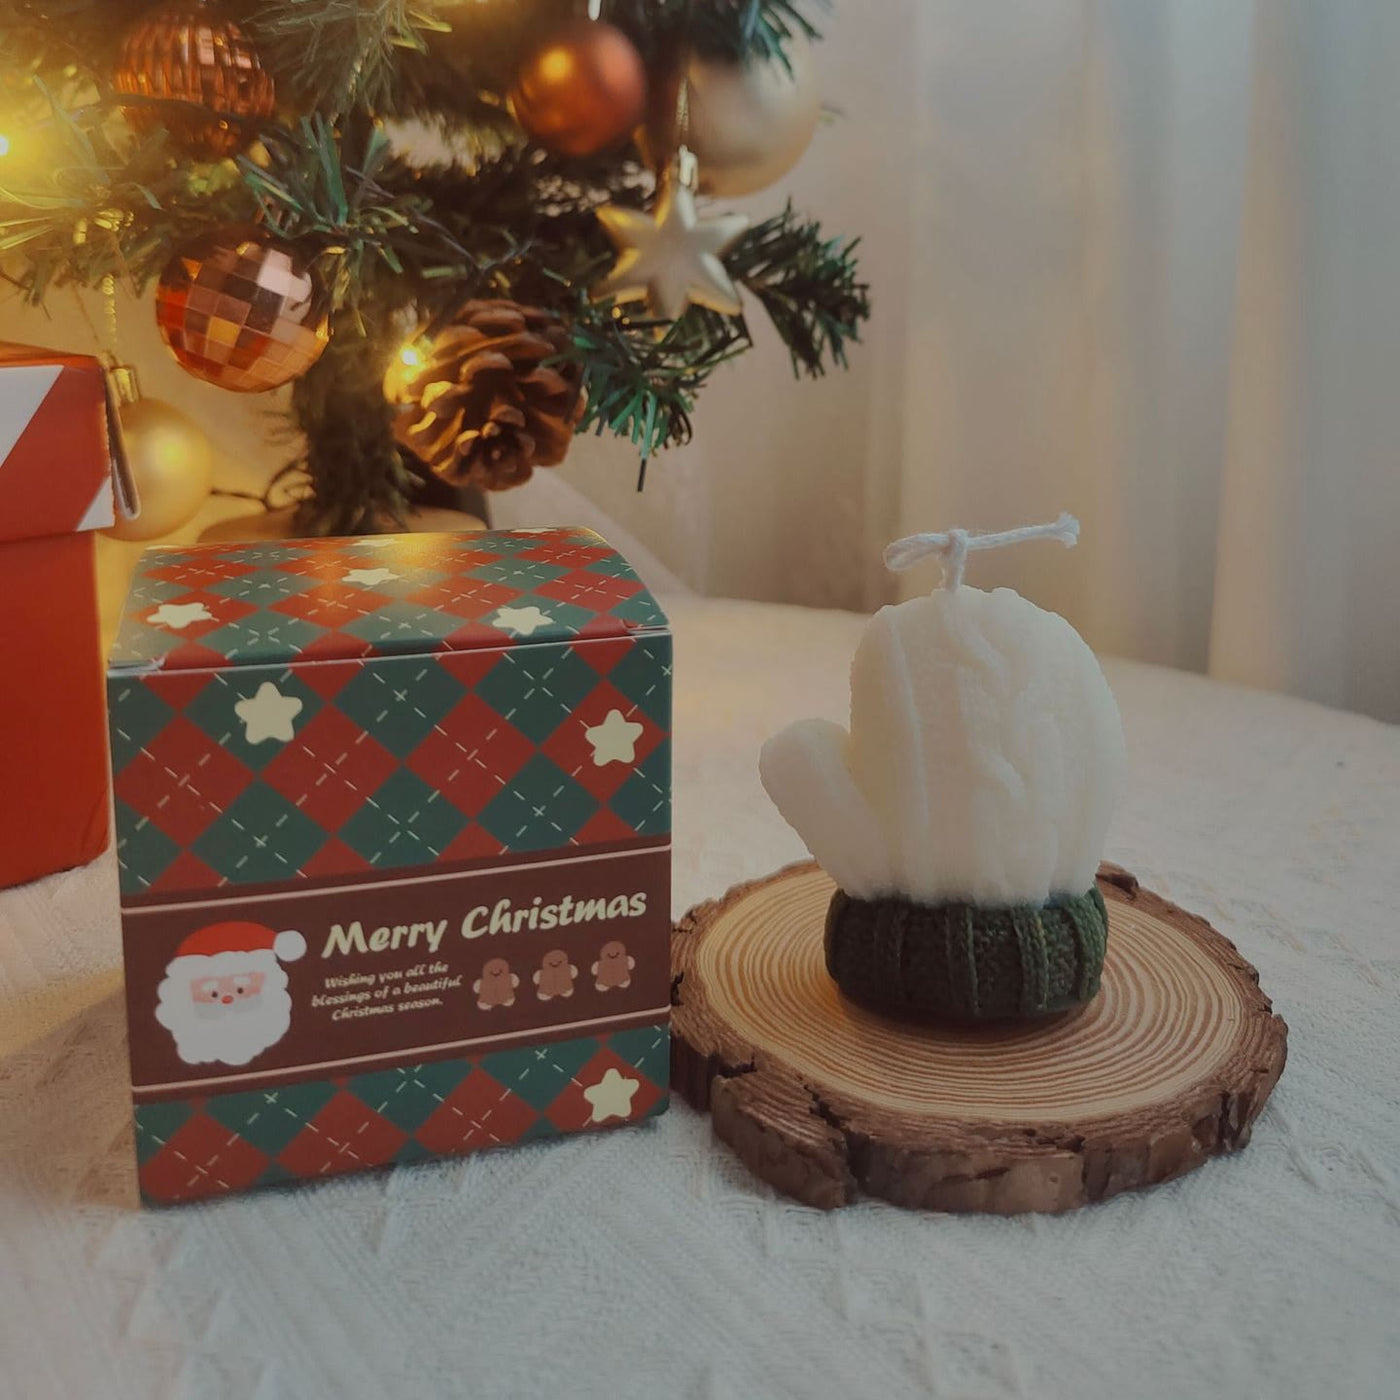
xmin=824 ymin=885 xmax=1108 ymax=1023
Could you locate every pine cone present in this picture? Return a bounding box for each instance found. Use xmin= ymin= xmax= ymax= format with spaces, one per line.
xmin=393 ymin=300 xmax=584 ymax=490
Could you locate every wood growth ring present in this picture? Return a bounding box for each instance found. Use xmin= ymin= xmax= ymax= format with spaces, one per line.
xmin=671 ymin=862 xmax=1287 ymax=1213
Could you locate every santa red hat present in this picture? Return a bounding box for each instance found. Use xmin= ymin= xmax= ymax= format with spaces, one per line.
xmin=173 ymin=921 xmax=307 ymax=963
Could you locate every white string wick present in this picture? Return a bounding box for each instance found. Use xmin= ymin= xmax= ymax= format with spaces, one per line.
xmin=883 ymin=512 xmax=1080 ymax=591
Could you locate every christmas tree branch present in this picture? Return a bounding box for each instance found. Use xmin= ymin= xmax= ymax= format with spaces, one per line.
xmin=289 ymin=300 xmax=416 ymax=533
xmin=566 ymin=301 xmax=748 ymax=461
xmin=0 ymin=0 xmax=148 ymax=77
xmin=243 ymin=0 xmax=446 ymax=116
xmin=0 ymin=0 xmax=864 ymax=528
xmin=727 ymin=203 xmax=869 ymax=375
xmin=603 ymin=0 xmax=824 ymax=65
xmin=0 ymin=92 xmax=254 ymax=296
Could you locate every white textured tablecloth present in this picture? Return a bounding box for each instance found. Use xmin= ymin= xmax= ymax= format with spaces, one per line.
xmin=2 ymin=596 xmax=1398 ymax=1400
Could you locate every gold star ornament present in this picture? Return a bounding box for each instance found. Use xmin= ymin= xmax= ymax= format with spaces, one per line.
xmin=592 ymin=181 xmax=749 ymax=320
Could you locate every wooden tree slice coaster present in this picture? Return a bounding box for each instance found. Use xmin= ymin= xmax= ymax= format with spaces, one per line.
xmin=672 ymin=862 xmax=1287 ymax=1213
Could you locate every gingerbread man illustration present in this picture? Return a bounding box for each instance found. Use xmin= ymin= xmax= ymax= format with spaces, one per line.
xmin=533 ymin=949 xmax=578 ymax=1001
xmin=473 ymin=957 xmax=518 ymax=1010
xmin=591 ymin=940 xmax=635 ymax=992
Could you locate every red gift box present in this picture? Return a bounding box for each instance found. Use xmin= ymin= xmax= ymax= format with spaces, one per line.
xmin=0 ymin=344 xmax=133 ymax=888
xmin=108 ymin=527 xmax=672 ymax=1201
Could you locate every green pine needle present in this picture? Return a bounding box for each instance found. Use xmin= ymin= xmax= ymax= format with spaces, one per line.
xmin=0 ymin=0 xmax=863 ymax=528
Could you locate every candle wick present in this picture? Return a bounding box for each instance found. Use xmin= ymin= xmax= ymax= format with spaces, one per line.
xmin=883 ymin=513 xmax=1080 ymax=592
xmin=944 ymin=529 xmax=970 ymax=590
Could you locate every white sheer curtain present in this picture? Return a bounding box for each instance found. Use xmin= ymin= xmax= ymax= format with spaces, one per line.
xmin=509 ymin=0 xmax=1400 ymax=721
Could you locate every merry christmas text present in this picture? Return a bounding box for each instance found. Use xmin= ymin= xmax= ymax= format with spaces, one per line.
xmin=319 ymin=891 xmax=650 ymax=960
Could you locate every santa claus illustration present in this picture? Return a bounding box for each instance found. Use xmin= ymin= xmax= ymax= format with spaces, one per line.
xmin=155 ymin=921 xmax=306 ymax=1067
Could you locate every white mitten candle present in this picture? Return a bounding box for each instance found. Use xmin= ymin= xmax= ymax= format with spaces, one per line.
xmin=760 ymin=515 xmax=1125 ymax=1022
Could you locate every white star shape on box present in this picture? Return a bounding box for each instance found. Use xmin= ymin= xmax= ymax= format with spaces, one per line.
xmin=147 ymin=601 xmax=213 ymax=631
xmin=234 ymin=681 xmax=304 ymax=744
xmin=492 ymin=605 xmax=554 ymax=637
xmin=594 ymin=182 xmax=749 ymax=321
xmin=344 ymin=566 xmax=400 ymax=588
xmin=582 ymin=1067 xmax=641 ymax=1124
xmin=585 ymin=709 xmax=644 ymax=766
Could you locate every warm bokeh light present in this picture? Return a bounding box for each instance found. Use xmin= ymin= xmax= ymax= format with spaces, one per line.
xmin=0 ymin=134 xmax=11 ymax=157
xmin=399 ymin=343 xmax=425 ymax=371
xmin=538 ymin=48 xmax=575 ymax=85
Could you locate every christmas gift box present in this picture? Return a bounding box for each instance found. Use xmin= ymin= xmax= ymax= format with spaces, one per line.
xmin=107 ymin=527 xmax=671 ymax=1202
xmin=0 ymin=344 xmax=133 ymax=889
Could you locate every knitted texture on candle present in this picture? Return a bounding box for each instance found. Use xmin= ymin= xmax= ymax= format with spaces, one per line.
xmin=824 ymin=885 xmax=1108 ymax=1022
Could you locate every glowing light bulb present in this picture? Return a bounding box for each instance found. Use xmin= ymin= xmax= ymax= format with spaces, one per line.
xmin=399 ymin=344 xmax=425 ymax=371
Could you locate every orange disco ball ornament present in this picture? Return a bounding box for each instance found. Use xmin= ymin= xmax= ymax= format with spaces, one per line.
xmin=114 ymin=2 xmax=276 ymax=159
xmin=155 ymin=227 xmax=329 ymax=393
xmin=510 ymin=19 xmax=647 ymax=157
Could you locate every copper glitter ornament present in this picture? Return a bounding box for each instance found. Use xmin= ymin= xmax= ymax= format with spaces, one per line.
xmin=510 ymin=19 xmax=647 ymax=157
xmin=155 ymin=227 xmax=329 ymax=393
xmin=114 ymin=2 xmax=276 ymax=159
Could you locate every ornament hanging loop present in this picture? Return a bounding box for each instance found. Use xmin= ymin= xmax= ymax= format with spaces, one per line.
xmin=103 ymin=354 xmax=142 ymax=407
xmin=669 ymin=62 xmax=699 ymax=191
xmin=884 ymin=513 xmax=1080 ymax=592
xmin=675 ymin=143 xmax=699 ymax=192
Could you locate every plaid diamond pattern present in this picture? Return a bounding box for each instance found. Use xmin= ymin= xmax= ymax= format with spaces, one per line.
xmin=114 ymin=800 xmax=181 ymax=893
xmin=406 ymin=694 xmax=534 ymax=814
xmin=138 ymin=1110 xmax=271 ymax=1199
xmin=114 ymin=716 xmax=253 ymax=844
xmin=334 ymin=661 xmax=466 ymax=758
xmin=199 ymin=609 xmax=324 ymax=664
xmin=475 ymin=646 xmax=601 ymax=744
xmin=135 ymin=1025 xmax=669 ymax=1202
xmin=544 ymin=1044 xmax=668 ymax=1132
xmin=611 ymin=741 xmax=671 ymax=838
xmin=191 ymin=782 xmax=330 ymax=885
xmin=207 ymin=1081 xmax=339 ymax=1156
xmin=340 ymin=768 xmax=468 ymax=866
xmin=415 ymin=1071 xmax=538 ymax=1155
xmin=276 ymin=1091 xmax=409 ymax=1178
xmin=206 ymin=566 xmax=320 ymax=607
xmin=260 ymin=707 xmax=399 ymax=832
xmin=479 ymin=755 xmax=597 ymax=851
xmin=182 ymin=670 xmax=324 ymax=774
xmin=111 ymin=531 xmax=667 ymax=879
xmin=115 ymin=627 xmax=672 ymax=894
xmin=111 ymin=527 xmax=664 ymax=671
xmin=542 ymin=681 xmax=666 ymax=801
xmin=271 ymin=581 xmax=388 ymax=630
xmin=108 ymin=679 xmax=175 ymax=772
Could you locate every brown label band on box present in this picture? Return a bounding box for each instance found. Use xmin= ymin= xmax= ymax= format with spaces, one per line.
xmin=125 ymin=843 xmax=670 ymax=1101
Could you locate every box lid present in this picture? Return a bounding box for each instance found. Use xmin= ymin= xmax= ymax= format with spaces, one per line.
xmin=0 ymin=343 xmax=134 ymax=545
xmin=108 ymin=526 xmax=669 ymax=673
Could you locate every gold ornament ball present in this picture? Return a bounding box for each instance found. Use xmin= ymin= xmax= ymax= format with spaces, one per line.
xmin=155 ymin=227 xmax=329 ymax=393
xmin=102 ymin=398 xmax=214 ymax=542
xmin=510 ymin=20 xmax=647 ymax=157
xmin=114 ymin=3 xmax=276 ymax=159
xmin=681 ymin=38 xmax=822 ymax=197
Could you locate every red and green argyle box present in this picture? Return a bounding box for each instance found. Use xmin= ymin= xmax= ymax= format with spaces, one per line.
xmin=108 ymin=527 xmax=671 ymax=1203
